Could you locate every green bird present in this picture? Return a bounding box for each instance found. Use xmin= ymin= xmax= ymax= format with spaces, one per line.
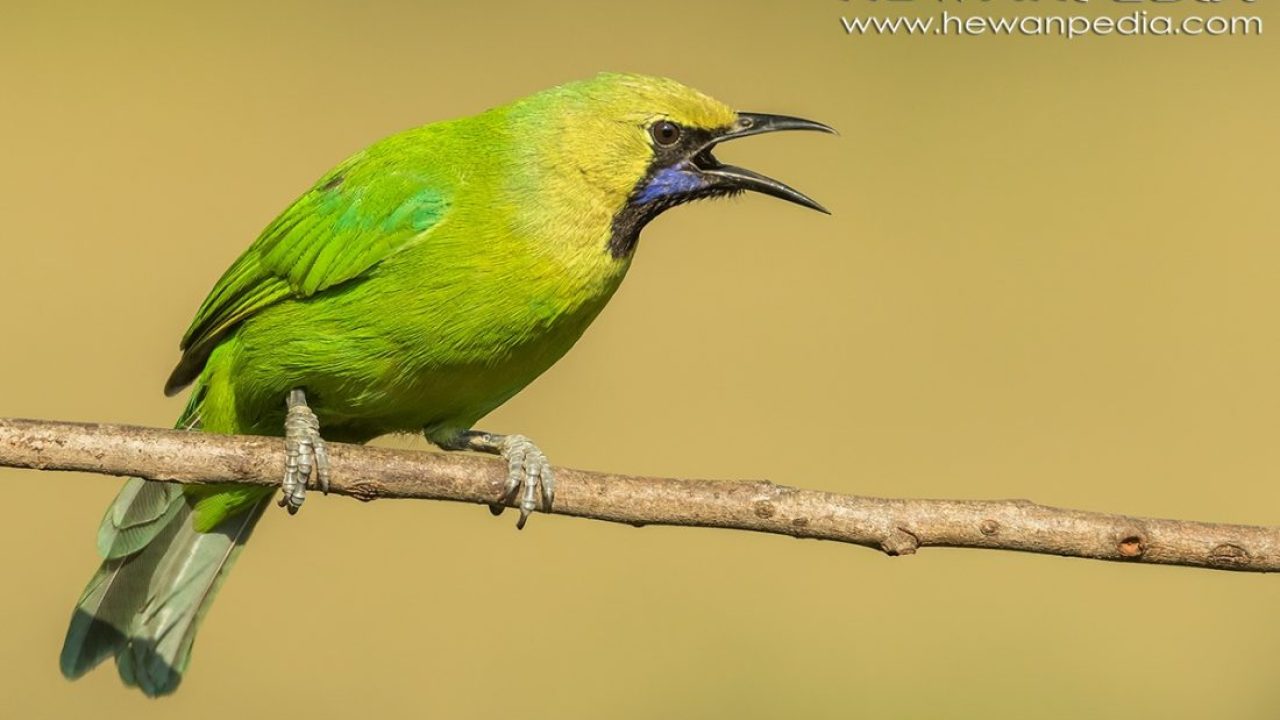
xmin=59 ymin=73 xmax=832 ymax=696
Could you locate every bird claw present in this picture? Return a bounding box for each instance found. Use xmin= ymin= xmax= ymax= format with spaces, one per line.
xmin=495 ymin=434 xmax=555 ymax=529
xmin=426 ymin=428 xmax=555 ymax=527
xmin=279 ymin=389 xmax=330 ymax=514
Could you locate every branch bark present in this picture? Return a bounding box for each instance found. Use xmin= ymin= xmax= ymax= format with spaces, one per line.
xmin=1 ymin=417 xmax=1275 ymax=573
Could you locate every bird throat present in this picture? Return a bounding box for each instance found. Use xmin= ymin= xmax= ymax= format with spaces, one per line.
xmin=607 ymin=201 xmax=661 ymax=260
xmin=607 ymin=183 xmax=739 ymax=260
xmin=607 ymin=167 xmax=703 ymax=260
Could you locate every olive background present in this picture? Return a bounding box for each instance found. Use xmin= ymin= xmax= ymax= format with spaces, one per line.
xmin=2 ymin=1 xmax=1278 ymax=718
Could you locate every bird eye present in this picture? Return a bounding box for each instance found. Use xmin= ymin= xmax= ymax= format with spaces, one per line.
xmin=650 ymin=120 xmax=682 ymax=147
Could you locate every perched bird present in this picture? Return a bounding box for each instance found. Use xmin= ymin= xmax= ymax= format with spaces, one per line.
xmin=59 ymin=72 xmax=832 ymax=696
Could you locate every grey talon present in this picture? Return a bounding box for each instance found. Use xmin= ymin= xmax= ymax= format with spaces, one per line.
xmin=279 ymin=388 xmax=329 ymax=514
xmin=540 ymin=465 xmax=556 ymax=512
xmin=500 ymin=434 xmax=554 ymax=529
xmin=424 ymin=429 xmax=555 ymax=527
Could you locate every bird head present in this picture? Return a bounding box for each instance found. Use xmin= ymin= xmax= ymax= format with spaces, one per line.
xmin=510 ymin=73 xmax=834 ymax=258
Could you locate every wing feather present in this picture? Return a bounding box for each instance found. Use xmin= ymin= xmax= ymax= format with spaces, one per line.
xmin=164 ymin=157 xmax=451 ymax=395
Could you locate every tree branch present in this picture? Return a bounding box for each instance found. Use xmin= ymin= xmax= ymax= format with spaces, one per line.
xmin=1 ymin=417 xmax=1275 ymax=573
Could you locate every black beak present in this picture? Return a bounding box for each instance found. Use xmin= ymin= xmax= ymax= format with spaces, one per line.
xmin=696 ymin=113 xmax=836 ymax=214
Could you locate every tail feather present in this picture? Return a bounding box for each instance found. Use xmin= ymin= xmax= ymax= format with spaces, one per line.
xmin=60 ymin=494 xmax=270 ymax=696
xmin=59 ymin=556 xmax=137 ymax=679
xmin=62 ymin=382 xmax=273 ymax=696
xmin=96 ymin=479 xmax=185 ymax=559
xmin=96 ymin=385 xmax=206 ymax=561
xmin=126 ymin=496 xmax=268 ymax=696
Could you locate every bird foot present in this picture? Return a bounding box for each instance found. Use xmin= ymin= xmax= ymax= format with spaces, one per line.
xmin=279 ymin=388 xmax=330 ymax=514
xmin=427 ymin=429 xmax=555 ymax=528
xmin=494 ymin=434 xmax=555 ymax=529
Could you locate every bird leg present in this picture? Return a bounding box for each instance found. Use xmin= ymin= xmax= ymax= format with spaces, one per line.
xmin=279 ymin=388 xmax=330 ymax=514
xmin=427 ymin=429 xmax=555 ymax=529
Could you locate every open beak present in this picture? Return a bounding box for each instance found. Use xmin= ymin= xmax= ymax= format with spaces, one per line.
xmin=693 ymin=113 xmax=836 ymax=214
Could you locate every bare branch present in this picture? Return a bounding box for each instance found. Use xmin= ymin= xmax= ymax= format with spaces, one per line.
xmin=1 ymin=417 xmax=1275 ymax=572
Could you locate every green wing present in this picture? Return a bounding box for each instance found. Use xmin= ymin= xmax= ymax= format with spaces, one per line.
xmin=165 ymin=151 xmax=451 ymax=394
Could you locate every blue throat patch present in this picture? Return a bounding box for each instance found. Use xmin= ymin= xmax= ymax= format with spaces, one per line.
xmin=635 ymin=166 xmax=704 ymax=205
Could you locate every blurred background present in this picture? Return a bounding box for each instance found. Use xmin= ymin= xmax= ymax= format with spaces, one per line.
xmin=2 ymin=1 xmax=1278 ymax=717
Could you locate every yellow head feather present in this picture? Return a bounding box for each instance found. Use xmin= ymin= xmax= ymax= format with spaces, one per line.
xmin=501 ymin=73 xmax=738 ymax=260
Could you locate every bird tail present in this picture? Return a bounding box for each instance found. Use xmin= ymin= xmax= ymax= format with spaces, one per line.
xmin=59 ymin=388 xmax=272 ymax=697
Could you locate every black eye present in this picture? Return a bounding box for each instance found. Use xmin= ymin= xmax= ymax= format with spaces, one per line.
xmin=651 ymin=120 xmax=682 ymax=147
